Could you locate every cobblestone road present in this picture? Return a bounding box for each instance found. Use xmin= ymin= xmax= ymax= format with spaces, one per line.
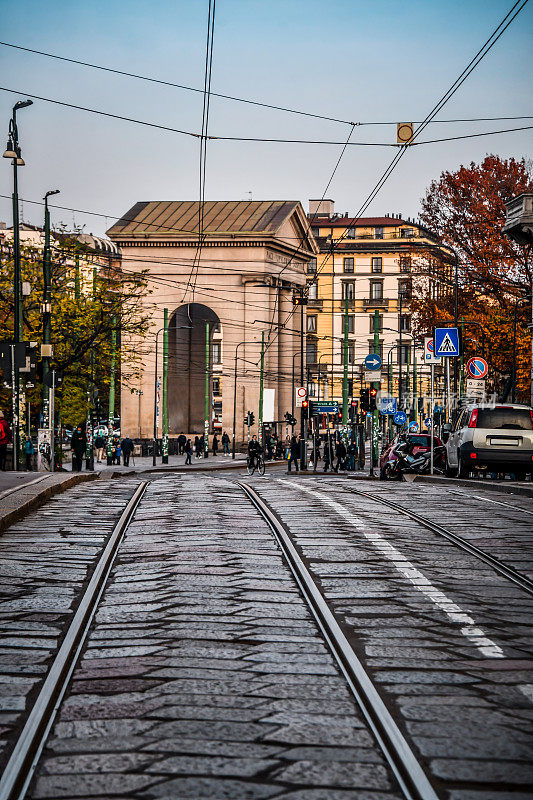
xmin=0 ymin=472 xmax=532 ymax=799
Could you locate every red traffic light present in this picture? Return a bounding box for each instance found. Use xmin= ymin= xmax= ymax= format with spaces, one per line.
xmin=369 ymin=387 xmax=378 ymax=398
xmin=302 ymin=400 xmax=308 ymax=408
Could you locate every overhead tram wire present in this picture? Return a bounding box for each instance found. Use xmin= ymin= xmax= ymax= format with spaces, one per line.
xmin=2 ymin=40 xmax=531 ymax=129
xmin=262 ymin=0 xmax=530 ymax=357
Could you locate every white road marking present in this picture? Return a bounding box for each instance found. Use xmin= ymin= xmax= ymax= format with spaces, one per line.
xmin=448 ymin=489 xmax=533 ymax=516
xmin=519 ymin=684 xmax=533 ymax=703
xmin=278 ymin=479 xmax=504 ymax=659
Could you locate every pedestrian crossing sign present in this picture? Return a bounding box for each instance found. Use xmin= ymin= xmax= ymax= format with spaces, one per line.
xmin=434 ymin=327 xmax=460 ymax=358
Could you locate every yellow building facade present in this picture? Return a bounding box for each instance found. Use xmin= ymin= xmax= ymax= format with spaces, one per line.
xmin=305 ymin=200 xmax=454 ymax=412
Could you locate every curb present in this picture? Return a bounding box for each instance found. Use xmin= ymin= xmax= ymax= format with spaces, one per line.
xmin=413 ymin=474 xmax=533 ymax=498
xmin=0 ymin=473 xmax=99 ymax=533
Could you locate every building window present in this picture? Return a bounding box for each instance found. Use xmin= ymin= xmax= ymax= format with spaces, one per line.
xmin=374 ymin=226 xmax=384 ymax=239
xmin=368 ymin=341 xmax=383 ymax=359
xmin=307 ymin=315 xmax=317 ymax=333
xmin=343 ymin=257 xmax=354 ymax=273
xmin=306 ymin=338 xmax=318 ymax=365
xmin=370 ymin=281 xmax=383 ymax=300
xmin=399 ymin=344 xmax=410 ymax=364
xmin=369 ymin=314 xmax=382 ymax=333
xmin=308 ymin=381 xmax=317 ymax=398
xmin=400 ymin=314 xmax=410 ymax=332
xmin=399 ymin=256 xmax=411 ymax=273
xmin=308 ymin=282 xmax=318 ymax=300
xmin=346 ymin=315 xmax=355 ymax=334
xmin=371 ymin=257 xmax=382 ymax=273
xmin=213 ymin=400 xmax=222 ymax=414
xmin=212 ymin=377 xmax=221 ymax=395
xmin=342 ymin=281 xmax=355 ymax=301
xmin=212 ymin=342 xmax=221 ymax=364
xmin=343 ymin=342 xmax=355 ymax=365
xmin=399 ymin=279 xmax=411 ymax=298
xmin=400 ymin=227 xmax=414 ymax=238
xmin=307 ymin=257 xmax=317 ymax=274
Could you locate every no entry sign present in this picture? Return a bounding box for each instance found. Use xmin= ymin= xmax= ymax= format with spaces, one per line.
xmin=466 ymin=357 xmax=488 ymax=379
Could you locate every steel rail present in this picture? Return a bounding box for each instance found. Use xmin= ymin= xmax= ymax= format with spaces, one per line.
xmin=238 ymin=481 xmax=439 ymax=800
xmin=348 ymin=487 xmax=533 ymax=598
xmin=0 ymin=480 xmax=149 ymax=800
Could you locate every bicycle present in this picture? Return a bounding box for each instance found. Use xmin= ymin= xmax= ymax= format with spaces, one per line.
xmin=246 ymin=454 xmax=265 ymax=476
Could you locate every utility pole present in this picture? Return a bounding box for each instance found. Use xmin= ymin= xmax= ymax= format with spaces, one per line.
xmin=106 ymin=315 xmax=116 ymax=465
xmin=42 ymin=189 xmax=59 ymax=429
xmin=342 ymin=296 xmax=349 ymax=428
xmin=398 ymin=291 xmax=403 ymax=408
xmin=300 ymin=288 xmax=305 ymax=438
xmin=258 ymin=330 xmax=265 ymax=446
xmin=162 ymin=308 xmax=169 ymax=464
xmin=204 ymin=321 xmax=210 ymax=457
xmin=372 ymin=308 xmax=380 ymax=471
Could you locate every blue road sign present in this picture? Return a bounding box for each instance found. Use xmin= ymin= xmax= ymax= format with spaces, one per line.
xmin=364 ymin=353 xmax=382 ymax=370
xmin=424 ymin=417 xmax=432 ymax=428
xmin=380 ymin=397 xmax=397 ymax=415
xmin=408 ymin=420 xmax=419 ymax=432
xmin=394 ymin=411 xmax=407 ymax=425
xmin=314 ymin=403 xmax=338 ymax=414
xmin=434 ymin=327 xmax=460 ymax=358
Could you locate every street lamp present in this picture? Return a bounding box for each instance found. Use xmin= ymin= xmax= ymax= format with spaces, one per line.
xmin=42 ymin=189 xmax=60 ymax=427
xmin=3 ymin=99 xmax=33 ymax=471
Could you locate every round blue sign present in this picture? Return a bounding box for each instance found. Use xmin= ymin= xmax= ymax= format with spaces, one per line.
xmin=394 ymin=411 xmax=407 ymax=425
xmin=364 ymin=353 xmax=382 ymax=370
xmin=424 ymin=417 xmax=432 ymax=428
xmin=408 ymin=420 xmax=419 ymax=432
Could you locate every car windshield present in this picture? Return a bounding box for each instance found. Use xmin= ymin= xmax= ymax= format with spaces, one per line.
xmin=476 ymin=407 xmax=533 ymax=431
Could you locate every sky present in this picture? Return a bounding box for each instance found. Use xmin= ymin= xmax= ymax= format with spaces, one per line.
xmin=0 ymin=0 xmax=532 ymax=237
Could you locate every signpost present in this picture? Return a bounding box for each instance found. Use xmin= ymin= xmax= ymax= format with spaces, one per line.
xmin=424 ymin=336 xmax=441 ymax=365
xmin=434 ymin=327 xmax=460 ymax=358
xmin=364 ymin=353 xmax=382 ymax=371
xmin=380 ymin=397 xmax=397 ymax=415
xmin=394 ymin=410 xmax=407 ymax=425
xmin=466 ymin=357 xmax=488 ymax=379
xmin=465 ymin=378 xmax=486 ymax=399
xmin=295 ymin=386 xmax=306 ymax=408
xmin=314 ymin=402 xmax=338 ymax=414
xmin=364 ymin=370 xmax=382 ymax=383
xmin=408 ymin=420 xmax=419 ymax=432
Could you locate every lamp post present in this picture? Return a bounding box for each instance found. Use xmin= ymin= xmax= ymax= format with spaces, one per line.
xmin=3 ymin=99 xmax=32 ymax=470
xmin=42 ymin=189 xmax=59 ymax=429
xmin=152 ymin=327 xmax=164 ymax=467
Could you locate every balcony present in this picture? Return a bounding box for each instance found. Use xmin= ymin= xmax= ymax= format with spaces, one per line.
xmin=307 ymin=298 xmax=323 ymax=309
xmin=363 ymin=297 xmax=389 ymax=309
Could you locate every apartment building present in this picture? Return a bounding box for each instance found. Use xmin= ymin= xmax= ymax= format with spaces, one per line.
xmin=305 ymin=199 xmax=454 ymax=407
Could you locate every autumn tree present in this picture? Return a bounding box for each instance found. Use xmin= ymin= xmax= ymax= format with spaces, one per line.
xmin=0 ymin=232 xmax=152 ymax=427
xmin=412 ymin=155 xmax=532 ymax=399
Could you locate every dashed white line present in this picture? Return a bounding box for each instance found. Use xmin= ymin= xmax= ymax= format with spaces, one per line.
xmin=278 ymin=479 xmax=504 ymax=659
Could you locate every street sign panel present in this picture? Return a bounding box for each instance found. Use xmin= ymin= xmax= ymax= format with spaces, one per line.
xmin=295 ymin=386 xmax=306 ymax=408
xmin=364 ymin=353 xmax=382 ymax=371
xmin=466 ymin=356 xmax=488 ymax=379
xmin=465 ymin=378 xmax=486 ymax=399
xmin=434 ymin=327 xmax=460 ymax=358
xmin=394 ymin=411 xmax=407 ymax=425
xmin=424 ymin=336 xmax=441 ymax=365
xmin=380 ymin=396 xmax=397 ymax=415
xmin=424 ymin=417 xmax=432 ymax=428
xmin=364 ymin=370 xmax=381 ymax=383
xmin=409 ymin=420 xmax=419 ymax=432
xmin=314 ymin=403 xmax=338 ymax=414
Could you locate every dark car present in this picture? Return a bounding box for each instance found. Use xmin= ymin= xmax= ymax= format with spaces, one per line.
xmin=380 ymin=433 xmax=444 ymax=471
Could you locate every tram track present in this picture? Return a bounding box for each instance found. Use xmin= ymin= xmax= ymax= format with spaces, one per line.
xmin=0 ymin=481 xmax=148 ymax=800
xmin=238 ymin=480 xmax=439 ymax=800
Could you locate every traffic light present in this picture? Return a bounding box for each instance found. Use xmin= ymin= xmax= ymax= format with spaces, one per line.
xmin=284 ymin=411 xmax=297 ymax=426
xmin=369 ymin=386 xmax=378 ymax=411
xmin=349 ymin=400 xmax=358 ymax=421
xmin=360 ymin=389 xmax=369 ymax=412
xmin=248 ymin=411 xmax=255 ymax=426
xmin=292 ymin=292 xmax=308 ymax=306
xmin=301 ymin=399 xmax=309 ymax=418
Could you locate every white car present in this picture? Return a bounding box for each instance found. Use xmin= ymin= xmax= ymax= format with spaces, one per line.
xmin=445 ymin=403 xmax=533 ymax=480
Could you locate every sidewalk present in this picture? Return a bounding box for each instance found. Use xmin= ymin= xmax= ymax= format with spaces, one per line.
xmin=64 ymin=452 xmax=250 ymax=475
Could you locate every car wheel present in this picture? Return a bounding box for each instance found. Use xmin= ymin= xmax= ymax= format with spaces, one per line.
xmin=457 ymin=453 xmax=469 ymax=479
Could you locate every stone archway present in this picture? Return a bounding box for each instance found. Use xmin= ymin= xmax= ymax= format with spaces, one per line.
xmin=168 ymin=303 xmax=220 ymax=434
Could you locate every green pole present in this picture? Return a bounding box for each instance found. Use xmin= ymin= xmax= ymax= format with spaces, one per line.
xmin=204 ymin=321 xmax=210 ymax=457
xmin=106 ymin=314 xmax=116 ymax=465
xmin=372 ymin=309 xmax=380 ymax=471
xmin=413 ymin=345 xmax=417 ymax=425
xmin=258 ymin=330 xmax=265 ymax=446
xmin=42 ymin=200 xmax=52 ymax=428
xmin=460 ymin=317 xmax=465 ymax=398
xmin=162 ymin=308 xmax=169 ymax=463
xmin=406 ymin=344 xmax=411 ymax=418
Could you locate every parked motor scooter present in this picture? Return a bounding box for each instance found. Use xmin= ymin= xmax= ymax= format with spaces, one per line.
xmin=381 ymin=439 xmax=445 ymax=479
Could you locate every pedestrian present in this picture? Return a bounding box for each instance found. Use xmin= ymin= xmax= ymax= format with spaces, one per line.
xmin=275 ymin=438 xmax=283 ymax=459
xmin=334 ymin=439 xmax=347 ymax=473
xmin=266 ymin=435 xmax=273 ymax=460
xmin=71 ymin=425 xmax=87 ymax=472
xmin=184 ymin=438 xmax=192 ymax=465
xmin=284 ymin=435 xmax=291 ymax=460
xmin=121 ymin=435 xmax=134 ymax=466
xmin=112 ymin=435 xmax=121 ymax=465
xmin=212 ymin=434 xmax=219 ymax=456
xmin=199 ymin=434 xmax=205 ymax=457
xmin=94 ymin=433 xmax=105 ymax=463
xmin=222 ymin=430 xmax=230 ymax=455
xmin=24 ymin=435 xmax=34 ymax=471
xmin=323 ymin=440 xmax=331 ymax=472
xmin=347 ymin=440 xmax=356 ymax=471
xmin=288 ymin=434 xmax=300 ymax=473
xmin=177 ymin=432 xmax=187 ymax=455
xmin=194 ymin=436 xmax=201 ymax=458
xmin=0 ymin=412 xmax=12 ymax=471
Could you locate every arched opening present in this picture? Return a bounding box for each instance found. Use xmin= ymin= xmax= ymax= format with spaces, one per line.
xmin=168 ymin=303 xmax=220 ymax=433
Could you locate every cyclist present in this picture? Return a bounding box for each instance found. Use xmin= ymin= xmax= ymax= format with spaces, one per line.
xmin=247 ymin=434 xmax=263 ymax=473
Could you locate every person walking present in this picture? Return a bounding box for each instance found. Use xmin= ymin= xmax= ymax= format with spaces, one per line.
xmin=323 ymin=440 xmax=331 ymax=472
xmin=194 ymin=436 xmax=201 ymax=458
xmin=288 ymin=435 xmax=300 ymax=473
xmin=199 ymin=434 xmax=205 ymax=458
xmin=177 ymin=433 xmax=187 ymax=455
xmin=212 ymin=434 xmax=219 ymax=456
xmin=347 ymin=440 xmax=356 ymax=471
xmin=24 ymin=435 xmax=34 ymax=471
xmin=221 ymin=431 xmax=230 ymax=455
xmin=334 ymin=438 xmax=347 ymax=473
xmin=0 ymin=412 xmax=12 ymax=471
xmin=121 ymin=435 xmax=134 ymax=467
xmin=71 ymin=425 xmax=86 ymax=472
xmin=94 ymin=433 xmax=105 ymax=464
xmin=184 ymin=438 xmax=192 ymax=465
